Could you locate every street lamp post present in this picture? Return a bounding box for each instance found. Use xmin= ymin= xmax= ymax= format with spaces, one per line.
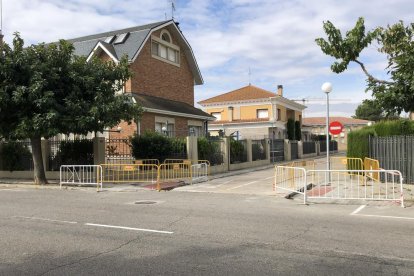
xmin=321 ymin=82 xmax=332 ymax=176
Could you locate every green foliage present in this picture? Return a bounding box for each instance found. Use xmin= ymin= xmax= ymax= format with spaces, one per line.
xmin=130 ymin=131 xmax=173 ymax=162
xmin=353 ymin=99 xmax=399 ymax=121
xmin=50 ymin=139 xmax=94 ymax=171
xmin=373 ymin=120 xmax=414 ymax=136
xmin=0 ymin=33 xmax=142 ymax=183
xmin=287 ymin=119 xmax=295 ymax=140
xmin=230 ymin=139 xmax=246 ymax=163
xmin=347 ymin=120 xmax=414 ymax=159
xmin=0 ymin=142 xmax=32 ymax=172
xmin=197 ymin=137 xmax=223 ymax=165
xmin=347 ymin=127 xmax=376 ymax=160
xmin=294 ymin=121 xmax=301 ymax=141
xmin=252 ymin=142 xmax=266 ymax=161
xmin=316 ymin=17 xmax=414 ymax=114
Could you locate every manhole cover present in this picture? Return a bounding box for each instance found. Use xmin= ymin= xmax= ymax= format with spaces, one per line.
xmin=134 ymin=200 xmax=157 ymax=205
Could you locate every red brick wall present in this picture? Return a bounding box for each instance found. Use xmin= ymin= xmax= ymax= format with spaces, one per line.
xmin=109 ymin=120 xmax=137 ymax=139
xmin=126 ymin=27 xmax=195 ymax=105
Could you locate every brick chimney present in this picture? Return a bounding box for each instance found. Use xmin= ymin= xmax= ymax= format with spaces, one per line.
xmin=277 ymin=85 xmax=283 ymax=96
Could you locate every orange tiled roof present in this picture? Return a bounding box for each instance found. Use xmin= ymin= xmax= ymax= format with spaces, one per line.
xmin=198 ymin=84 xmax=276 ymax=104
xmin=303 ymin=117 xmax=370 ymax=126
xmin=210 ymin=118 xmax=270 ymax=125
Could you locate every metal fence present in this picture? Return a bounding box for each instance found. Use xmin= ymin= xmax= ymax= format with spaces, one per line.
xmin=0 ymin=140 xmax=33 ymax=171
xmin=168 ymin=138 xmax=188 ymax=160
xmin=106 ymin=138 xmax=134 ymax=164
xmin=303 ymin=141 xmax=316 ymax=154
xmin=49 ymin=138 xmax=94 ymax=171
xmin=197 ymin=137 xmax=224 ymax=166
xmin=270 ymin=139 xmax=284 ymax=163
xmin=370 ymin=135 xmax=414 ymax=184
xmin=290 ymin=141 xmax=298 ymax=160
xmin=252 ymin=139 xmax=266 ymax=161
xmin=319 ymin=140 xmax=338 ymax=152
xmin=230 ymin=139 xmax=248 ymax=164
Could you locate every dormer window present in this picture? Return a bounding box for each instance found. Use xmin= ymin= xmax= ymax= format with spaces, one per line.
xmin=151 ymin=30 xmax=180 ymax=66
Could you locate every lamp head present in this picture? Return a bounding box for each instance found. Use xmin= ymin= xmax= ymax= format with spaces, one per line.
xmin=321 ymin=82 xmax=333 ymax=94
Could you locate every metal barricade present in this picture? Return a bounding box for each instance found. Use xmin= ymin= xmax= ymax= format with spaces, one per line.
xmin=306 ymin=169 xmax=404 ymax=207
xmin=163 ymin=159 xmax=191 ymax=164
xmin=191 ymin=162 xmax=209 ymax=182
xmin=330 ymin=157 xmax=364 ymax=171
xmin=134 ymin=159 xmax=160 ymax=166
xmin=60 ymin=165 xmax=103 ymax=191
xmin=101 ymin=164 xmax=158 ymax=184
xmin=274 ymin=166 xmax=307 ymax=203
xmin=364 ymin=158 xmax=380 ymax=181
xmin=157 ymin=163 xmax=192 ymax=190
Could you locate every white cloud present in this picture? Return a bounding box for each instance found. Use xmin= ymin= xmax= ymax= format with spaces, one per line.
xmin=1 ymin=0 xmax=411 ymax=117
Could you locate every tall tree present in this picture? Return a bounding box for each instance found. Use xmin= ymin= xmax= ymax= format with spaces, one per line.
xmin=315 ymin=17 xmax=414 ymax=115
xmin=353 ymin=99 xmax=399 ymax=121
xmin=0 ymin=33 xmax=142 ymax=184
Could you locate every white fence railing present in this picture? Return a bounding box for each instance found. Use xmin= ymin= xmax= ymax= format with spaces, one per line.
xmin=60 ymin=165 xmax=103 ymax=191
xmin=275 ymin=166 xmax=404 ymax=207
xmin=191 ymin=163 xmax=209 ymax=182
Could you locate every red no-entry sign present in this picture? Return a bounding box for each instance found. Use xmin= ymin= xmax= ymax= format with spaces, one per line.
xmin=329 ymin=121 xmax=343 ymax=135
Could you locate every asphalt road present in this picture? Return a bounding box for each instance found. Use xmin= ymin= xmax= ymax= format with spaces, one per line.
xmin=0 ymin=185 xmax=413 ymax=275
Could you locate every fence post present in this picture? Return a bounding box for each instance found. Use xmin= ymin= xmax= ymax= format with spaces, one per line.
xmin=265 ymin=138 xmax=271 ymax=161
xmin=93 ymin=137 xmax=106 ymax=165
xmin=41 ymin=139 xmax=49 ymax=171
xmin=186 ymin=136 xmax=198 ymax=164
xmin=223 ymin=137 xmax=230 ymax=171
xmin=0 ymin=142 xmax=3 ymax=170
xmin=284 ymin=139 xmax=291 ymax=161
xmin=316 ymin=142 xmax=320 ymax=156
xmin=298 ymin=140 xmax=304 ymax=159
xmin=246 ymin=139 xmax=253 ymax=163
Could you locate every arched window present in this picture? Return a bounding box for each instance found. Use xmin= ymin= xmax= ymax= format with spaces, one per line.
xmin=161 ymin=30 xmax=172 ymax=43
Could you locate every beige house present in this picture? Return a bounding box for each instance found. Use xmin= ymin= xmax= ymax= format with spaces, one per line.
xmin=302 ymin=117 xmax=372 ymax=151
xmin=199 ymin=84 xmax=306 ymax=139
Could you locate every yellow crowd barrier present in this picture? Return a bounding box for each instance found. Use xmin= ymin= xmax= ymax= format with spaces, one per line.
xmin=364 ymin=158 xmax=380 ymax=181
xmin=134 ymin=159 xmax=160 ymax=166
xmin=157 ymin=163 xmax=192 ymax=190
xmin=101 ymin=164 xmax=159 ymax=183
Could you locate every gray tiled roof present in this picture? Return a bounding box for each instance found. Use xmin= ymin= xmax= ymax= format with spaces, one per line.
xmin=131 ymin=93 xmax=214 ymax=120
xmin=68 ymin=20 xmax=169 ymax=60
xmin=64 ymin=20 xmax=203 ymax=85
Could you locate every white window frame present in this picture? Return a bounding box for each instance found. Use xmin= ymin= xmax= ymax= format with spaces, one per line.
xmin=151 ymin=34 xmax=180 ymax=67
xmin=256 ymin=109 xmax=269 ymax=119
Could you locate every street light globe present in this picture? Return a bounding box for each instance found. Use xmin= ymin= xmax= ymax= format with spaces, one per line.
xmin=161 ymin=126 xmax=167 ymax=132
xmin=321 ymin=82 xmax=333 ymax=94
xmin=117 ymin=126 xmax=122 ymax=132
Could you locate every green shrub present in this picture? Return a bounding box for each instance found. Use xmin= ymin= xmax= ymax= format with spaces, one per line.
xmin=287 ymin=119 xmax=295 ymax=140
xmin=130 ymin=131 xmax=173 ymax=162
xmin=294 ymin=121 xmax=301 ymax=141
xmin=0 ymin=141 xmax=32 ymax=172
xmin=347 ymin=127 xmax=375 ymax=160
xmin=50 ymin=139 xmax=94 ymax=170
xmin=230 ymin=139 xmax=246 ymax=163
xmin=252 ymin=142 xmax=265 ymax=161
xmin=374 ymin=119 xmax=414 ymax=136
xmin=197 ymin=137 xmax=223 ymax=165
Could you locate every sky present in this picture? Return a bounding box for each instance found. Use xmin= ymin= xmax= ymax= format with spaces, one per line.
xmin=1 ymin=0 xmax=412 ymax=117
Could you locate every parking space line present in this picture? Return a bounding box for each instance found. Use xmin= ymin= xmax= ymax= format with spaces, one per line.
xmin=85 ymin=223 xmax=174 ymax=234
xmin=350 ymin=205 xmax=366 ymax=215
xmin=226 ymin=181 xmax=258 ymax=191
xmin=14 ymin=216 xmax=78 ymax=224
xmin=353 ymin=214 xmax=414 ymax=221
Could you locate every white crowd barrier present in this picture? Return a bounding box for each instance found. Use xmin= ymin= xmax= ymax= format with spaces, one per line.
xmin=60 ymin=165 xmax=103 ymax=191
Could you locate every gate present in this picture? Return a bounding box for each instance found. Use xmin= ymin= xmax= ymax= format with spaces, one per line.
xmin=290 ymin=141 xmax=298 ymax=160
xmin=270 ymin=139 xmax=284 ymax=162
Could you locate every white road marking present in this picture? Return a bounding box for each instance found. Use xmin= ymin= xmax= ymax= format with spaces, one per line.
xmin=350 ymin=205 xmax=366 ymax=215
xmin=14 ymin=216 xmax=78 ymax=224
xmin=227 ymin=181 xmax=258 ymax=191
xmin=353 ymin=214 xmax=414 ymax=221
xmin=85 ymin=223 xmax=174 ymax=234
xmin=264 ymin=176 xmax=274 ymax=180
xmin=206 ymin=180 xmax=232 ymax=188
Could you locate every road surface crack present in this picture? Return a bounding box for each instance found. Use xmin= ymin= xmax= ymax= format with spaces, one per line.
xmin=37 ymin=235 xmax=141 ymax=276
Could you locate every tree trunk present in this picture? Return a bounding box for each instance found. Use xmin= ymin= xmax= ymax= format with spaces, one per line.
xmin=30 ymin=136 xmax=48 ymax=185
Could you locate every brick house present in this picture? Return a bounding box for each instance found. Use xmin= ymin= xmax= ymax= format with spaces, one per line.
xmin=198 ymin=84 xmax=306 ymax=139
xmin=68 ymin=20 xmax=213 ymax=138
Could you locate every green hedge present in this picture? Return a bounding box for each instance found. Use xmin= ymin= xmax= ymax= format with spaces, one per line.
xmin=197 ymin=137 xmax=223 ymax=165
xmin=50 ymin=139 xmax=94 ymax=170
xmin=0 ymin=142 xmax=32 ymax=172
xmin=130 ymin=131 xmax=173 ymax=162
xmin=347 ymin=119 xmax=414 ymax=159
